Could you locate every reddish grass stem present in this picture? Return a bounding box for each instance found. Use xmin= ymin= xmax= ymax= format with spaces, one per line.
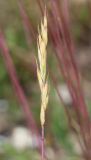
xmin=0 ymin=30 xmax=41 ymax=152
xmin=18 ymin=0 xmax=36 ymax=45
xmin=41 ymin=125 xmax=45 ymax=160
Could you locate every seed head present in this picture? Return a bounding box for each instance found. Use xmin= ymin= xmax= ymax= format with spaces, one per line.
xmin=37 ymin=11 xmax=49 ymax=126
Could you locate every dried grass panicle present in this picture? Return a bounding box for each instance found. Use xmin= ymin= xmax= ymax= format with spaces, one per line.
xmin=17 ymin=0 xmax=91 ymax=159
xmin=37 ymin=11 xmax=49 ymax=127
xmin=36 ymin=1 xmax=91 ymax=159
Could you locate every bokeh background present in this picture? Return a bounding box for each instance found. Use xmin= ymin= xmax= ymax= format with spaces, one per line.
xmin=0 ymin=0 xmax=91 ymax=159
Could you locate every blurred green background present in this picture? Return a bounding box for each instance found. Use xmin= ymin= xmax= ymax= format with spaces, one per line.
xmin=0 ymin=0 xmax=91 ymax=159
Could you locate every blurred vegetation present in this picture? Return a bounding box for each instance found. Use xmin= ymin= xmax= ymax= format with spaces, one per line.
xmin=0 ymin=0 xmax=91 ymax=159
xmin=0 ymin=143 xmax=40 ymax=160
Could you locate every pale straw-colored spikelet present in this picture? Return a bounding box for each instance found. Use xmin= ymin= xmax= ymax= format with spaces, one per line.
xmin=37 ymin=11 xmax=49 ymax=127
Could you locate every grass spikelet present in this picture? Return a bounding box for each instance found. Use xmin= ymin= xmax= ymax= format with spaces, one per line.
xmin=37 ymin=10 xmax=49 ymax=159
xmin=37 ymin=10 xmax=48 ymax=127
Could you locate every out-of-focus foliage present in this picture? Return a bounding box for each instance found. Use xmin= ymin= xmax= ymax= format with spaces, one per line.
xmin=0 ymin=0 xmax=91 ymax=160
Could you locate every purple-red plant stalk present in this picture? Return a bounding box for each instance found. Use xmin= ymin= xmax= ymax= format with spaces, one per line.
xmin=16 ymin=0 xmax=91 ymax=158
xmin=18 ymin=0 xmax=36 ymax=45
xmin=36 ymin=0 xmax=91 ymax=159
xmin=0 ymin=30 xmax=41 ymax=152
xmin=41 ymin=125 xmax=44 ymax=160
